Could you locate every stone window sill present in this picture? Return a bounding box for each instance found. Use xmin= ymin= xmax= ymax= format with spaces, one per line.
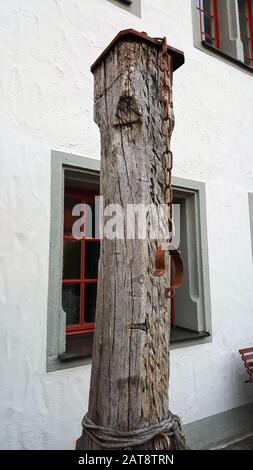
xmin=170 ymin=325 xmax=210 ymax=344
xmin=58 ymin=327 xmax=210 ymax=363
xmin=59 ymin=332 xmax=93 ymax=362
xmin=202 ymin=41 xmax=253 ymax=74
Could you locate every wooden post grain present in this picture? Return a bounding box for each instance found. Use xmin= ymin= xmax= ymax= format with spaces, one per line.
xmin=77 ymin=31 xmax=184 ymax=450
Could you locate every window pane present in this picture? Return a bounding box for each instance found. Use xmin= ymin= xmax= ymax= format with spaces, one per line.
xmin=203 ymin=0 xmax=212 ymax=14
xmin=204 ymin=14 xmax=213 ymax=38
xmin=64 ymin=197 xmax=82 ymax=236
xmin=199 ymin=1 xmax=215 ymax=46
xmin=203 ymin=31 xmax=214 ymax=46
xmin=85 ymin=283 xmax=97 ymax=323
xmin=62 ymin=283 xmax=80 ymax=325
xmin=242 ymin=36 xmax=250 ymax=57
xmin=238 ymin=0 xmax=247 ymax=17
xmin=63 ymin=240 xmax=81 ymax=279
xmin=84 ymin=201 xmax=96 ymax=238
xmin=238 ymin=0 xmax=249 ymax=36
xmin=240 ymin=16 xmax=249 ymax=37
xmin=238 ymin=0 xmax=251 ymax=65
xmin=85 ymin=241 xmax=100 ymax=279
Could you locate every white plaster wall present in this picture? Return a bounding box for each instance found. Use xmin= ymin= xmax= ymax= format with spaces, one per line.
xmin=0 ymin=0 xmax=253 ymax=449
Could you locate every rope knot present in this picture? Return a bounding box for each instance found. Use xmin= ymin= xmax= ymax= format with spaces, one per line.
xmin=80 ymin=412 xmax=188 ymax=450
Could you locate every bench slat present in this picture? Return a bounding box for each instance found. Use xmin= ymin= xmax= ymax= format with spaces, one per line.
xmin=241 ymin=353 xmax=253 ymax=361
xmin=239 ymin=347 xmax=253 ymax=354
xmin=239 ymin=347 xmax=253 ymax=383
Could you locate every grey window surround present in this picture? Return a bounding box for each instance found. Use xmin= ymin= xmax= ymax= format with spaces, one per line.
xmin=47 ymin=151 xmax=212 ymax=372
xmin=192 ymin=0 xmax=253 ymax=75
xmin=47 ymin=151 xmax=100 ymax=372
xmin=107 ymin=0 xmax=141 ymax=17
xmin=172 ymin=178 xmax=212 ymax=337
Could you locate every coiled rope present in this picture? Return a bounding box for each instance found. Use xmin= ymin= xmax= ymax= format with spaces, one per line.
xmin=81 ymin=412 xmax=188 ymax=450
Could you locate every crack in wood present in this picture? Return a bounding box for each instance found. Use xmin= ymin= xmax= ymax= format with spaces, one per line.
xmin=114 ymin=119 xmax=142 ymax=127
xmin=128 ymin=319 xmax=150 ymax=333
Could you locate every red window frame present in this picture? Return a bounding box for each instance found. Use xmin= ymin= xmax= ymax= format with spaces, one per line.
xmin=197 ymin=0 xmax=220 ymax=49
xmin=63 ymin=188 xmax=100 ymax=336
xmin=239 ymin=0 xmax=253 ymax=66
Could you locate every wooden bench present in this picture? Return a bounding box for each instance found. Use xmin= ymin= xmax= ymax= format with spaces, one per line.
xmin=239 ymin=347 xmax=253 ymax=383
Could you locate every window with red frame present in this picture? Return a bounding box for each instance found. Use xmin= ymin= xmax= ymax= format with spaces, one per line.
xmin=197 ymin=0 xmax=220 ymax=48
xmin=238 ymin=0 xmax=253 ymax=66
xmin=62 ymin=188 xmax=100 ymax=357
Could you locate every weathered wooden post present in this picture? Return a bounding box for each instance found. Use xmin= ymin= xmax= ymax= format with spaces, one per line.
xmin=77 ymin=29 xmax=186 ymax=450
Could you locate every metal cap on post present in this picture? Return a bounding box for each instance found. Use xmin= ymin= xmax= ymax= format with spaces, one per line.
xmin=91 ymin=29 xmax=185 ymax=74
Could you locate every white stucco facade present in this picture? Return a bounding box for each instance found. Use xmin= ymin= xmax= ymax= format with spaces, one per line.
xmin=1 ymin=0 xmax=253 ymax=450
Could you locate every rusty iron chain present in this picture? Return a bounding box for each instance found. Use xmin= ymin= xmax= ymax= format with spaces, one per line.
xmin=160 ymin=36 xmax=175 ymax=244
xmin=152 ymin=36 xmax=184 ymax=309
xmin=152 ymin=40 xmax=179 ymax=450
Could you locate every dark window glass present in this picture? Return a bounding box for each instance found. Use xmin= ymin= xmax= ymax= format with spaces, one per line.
xmin=85 ymin=283 xmax=97 ymax=323
xmin=84 ymin=201 xmax=96 ymax=238
xmin=238 ymin=0 xmax=247 ymax=16
xmin=238 ymin=0 xmax=252 ymax=66
xmin=62 ymin=283 xmax=80 ymax=325
xmin=63 ymin=240 xmax=81 ymax=279
xmin=203 ymin=0 xmax=214 ymax=45
xmin=64 ymin=198 xmax=82 ymax=236
xmin=203 ymin=0 xmax=212 ymax=13
xmin=85 ymin=241 xmax=100 ymax=279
